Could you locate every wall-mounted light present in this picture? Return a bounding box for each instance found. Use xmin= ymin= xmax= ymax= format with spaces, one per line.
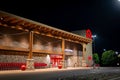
xmin=65 ymin=49 xmax=73 ymax=52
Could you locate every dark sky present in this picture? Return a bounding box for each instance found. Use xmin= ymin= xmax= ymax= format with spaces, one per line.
xmin=0 ymin=0 xmax=120 ymax=53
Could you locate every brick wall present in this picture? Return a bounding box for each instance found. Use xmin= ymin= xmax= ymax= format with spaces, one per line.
xmin=0 ymin=50 xmax=50 ymax=68
xmin=0 ymin=50 xmax=28 ymax=63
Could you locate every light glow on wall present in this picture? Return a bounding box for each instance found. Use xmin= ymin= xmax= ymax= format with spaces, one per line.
xmin=46 ymin=55 xmax=50 ymax=64
xmin=65 ymin=49 xmax=73 ymax=52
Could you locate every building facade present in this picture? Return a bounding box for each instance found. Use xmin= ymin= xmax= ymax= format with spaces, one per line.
xmin=0 ymin=11 xmax=92 ymax=70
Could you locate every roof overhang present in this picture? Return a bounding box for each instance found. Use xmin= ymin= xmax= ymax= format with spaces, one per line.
xmin=0 ymin=10 xmax=92 ymax=44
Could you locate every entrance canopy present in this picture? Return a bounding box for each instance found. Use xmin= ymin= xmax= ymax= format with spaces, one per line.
xmin=0 ymin=10 xmax=92 ymax=44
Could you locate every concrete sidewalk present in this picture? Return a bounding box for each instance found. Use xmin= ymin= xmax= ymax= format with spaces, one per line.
xmin=0 ymin=67 xmax=92 ymax=74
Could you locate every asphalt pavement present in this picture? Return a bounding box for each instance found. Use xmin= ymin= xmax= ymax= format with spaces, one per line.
xmin=0 ymin=67 xmax=120 ymax=80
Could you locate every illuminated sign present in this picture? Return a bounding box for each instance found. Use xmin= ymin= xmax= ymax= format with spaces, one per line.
xmin=86 ymin=29 xmax=92 ymax=39
xmin=65 ymin=49 xmax=73 ymax=53
xmin=88 ymin=56 xmax=92 ymax=60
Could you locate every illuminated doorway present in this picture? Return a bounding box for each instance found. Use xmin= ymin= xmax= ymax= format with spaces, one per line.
xmin=50 ymin=55 xmax=62 ymax=67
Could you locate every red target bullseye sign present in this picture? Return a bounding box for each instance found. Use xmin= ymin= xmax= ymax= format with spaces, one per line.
xmin=88 ymin=56 xmax=92 ymax=60
xmin=86 ymin=29 xmax=92 ymax=39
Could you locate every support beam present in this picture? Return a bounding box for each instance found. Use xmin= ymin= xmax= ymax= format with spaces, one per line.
xmin=82 ymin=43 xmax=86 ymax=60
xmin=82 ymin=43 xmax=87 ymax=67
xmin=28 ymin=31 xmax=33 ymax=59
xmin=26 ymin=31 xmax=34 ymax=70
xmin=62 ymin=39 xmax=65 ymax=68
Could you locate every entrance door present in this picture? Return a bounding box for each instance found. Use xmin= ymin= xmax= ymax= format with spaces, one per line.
xmin=50 ymin=55 xmax=62 ymax=68
xmin=51 ymin=58 xmax=58 ymax=67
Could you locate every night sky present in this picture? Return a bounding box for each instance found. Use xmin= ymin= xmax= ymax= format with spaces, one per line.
xmin=0 ymin=0 xmax=120 ymax=54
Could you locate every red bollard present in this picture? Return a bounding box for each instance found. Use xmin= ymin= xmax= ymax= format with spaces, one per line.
xmin=58 ymin=65 xmax=62 ymax=69
xmin=21 ymin=65 xmax=26 ymax=71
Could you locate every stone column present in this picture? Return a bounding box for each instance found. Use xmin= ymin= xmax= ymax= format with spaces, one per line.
xmin=26 ymin=59 xmax=34 ymax=70
xmin=82 ymin=43 xmax=87 ymax=67
xmin=26 ymin=31 xmax=34 ymax=70
xmin=82 ymin=43 xmax=86 ymax=60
